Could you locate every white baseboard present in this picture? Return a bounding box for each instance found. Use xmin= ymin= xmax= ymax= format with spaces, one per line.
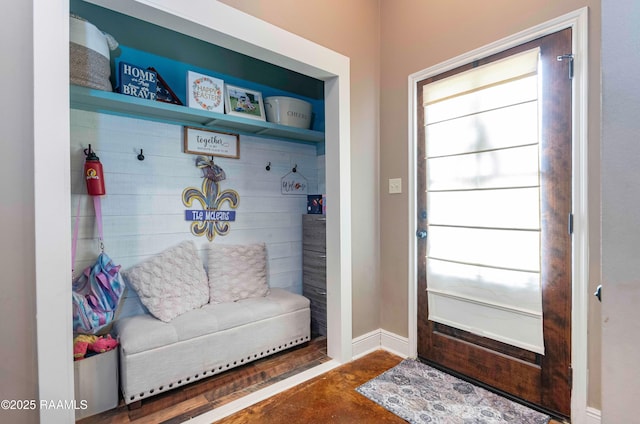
xmin=380 ymin=329 xmax=410 ymax=358
xmin=586 ymin=406 xmax=601 ymax=424
xmin=352 ymin=328 xmax=410 ymax=359
xmin=352 ymin=329 xmax=383 ymax=359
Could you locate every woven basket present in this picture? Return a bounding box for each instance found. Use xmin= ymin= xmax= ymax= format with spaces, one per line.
xmin=69 ymin=15 xmax=116 ymax=91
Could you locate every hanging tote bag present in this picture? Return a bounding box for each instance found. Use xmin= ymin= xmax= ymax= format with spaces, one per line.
xmin=72 ymin=196 xmax=125 ymax=335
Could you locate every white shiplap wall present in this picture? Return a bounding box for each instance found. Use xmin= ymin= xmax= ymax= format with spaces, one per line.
xmin=70 ymin=109 xmax=321 ymax=317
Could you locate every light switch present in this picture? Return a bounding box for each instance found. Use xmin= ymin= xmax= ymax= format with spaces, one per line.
xmin=388 ymin=178 xmax=402 ymax=194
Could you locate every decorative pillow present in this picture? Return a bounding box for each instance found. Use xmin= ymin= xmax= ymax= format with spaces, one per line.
xmin=207 ymin=242 xmax=270 ymax=303
xmin=123 ymin=240 xmax=209 ymax=322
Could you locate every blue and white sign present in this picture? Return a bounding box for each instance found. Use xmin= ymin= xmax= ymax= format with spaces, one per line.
xmin=118 ymin=62 xmax=157 ymax=100
xmin=185 ymin=210 xmax=236 ymax=221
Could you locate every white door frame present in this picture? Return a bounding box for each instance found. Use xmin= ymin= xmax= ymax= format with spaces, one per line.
xmin=35 ymin=1 xmax=352 ymax=422
xmin=407 ymin=8 xmax=590 ymax=422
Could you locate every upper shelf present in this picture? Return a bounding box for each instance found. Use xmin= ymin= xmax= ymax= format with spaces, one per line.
xmin=70 ymin=85 xmax=325 ymax=144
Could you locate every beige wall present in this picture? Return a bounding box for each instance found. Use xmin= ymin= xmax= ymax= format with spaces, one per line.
xmin=219 ymin=0 xmax=382 ymax=338
xmin=600 ymin=2 xmax=640 ymax=420
xmin=0 ymin=2 xmax=40 ymax=423
xmin=220 ymin=0 xmax=602 ymax=409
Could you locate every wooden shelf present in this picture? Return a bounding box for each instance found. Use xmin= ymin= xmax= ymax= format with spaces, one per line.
xmin=70 ymin=85 xmax=325 ymax=144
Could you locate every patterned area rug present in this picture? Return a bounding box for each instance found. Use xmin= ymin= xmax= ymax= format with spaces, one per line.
xmin=356 ymin=359 xmax=550 ymax=424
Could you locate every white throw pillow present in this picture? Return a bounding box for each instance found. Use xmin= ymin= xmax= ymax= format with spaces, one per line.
xmin=123 ymin=240 xmax=209 ymax=322
xmin=208 ymin=242 xmax=270 ymax=303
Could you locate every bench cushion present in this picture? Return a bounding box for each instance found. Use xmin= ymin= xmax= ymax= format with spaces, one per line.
xmin=115 ymin=288 xmax=309 ymax=355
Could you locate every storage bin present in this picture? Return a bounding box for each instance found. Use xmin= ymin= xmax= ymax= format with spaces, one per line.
xmin=69 ymin=14 xmax=117 ymax=91
xmin=264 ymin=96 xmax=312 ymax=129
xmin=74 ymin=349 xmax=119 ymax=419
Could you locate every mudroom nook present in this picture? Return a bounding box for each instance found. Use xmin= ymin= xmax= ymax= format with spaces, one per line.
xmin=68 ymin=0 xmax=348 ymax=420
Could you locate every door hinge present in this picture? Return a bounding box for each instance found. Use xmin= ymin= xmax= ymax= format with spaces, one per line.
xmin=557 ymin=54 xmax=574 ymax=79
xmin=568 ymin=366 xmax=573 ymax=389
xmin=568 ymin=213 xmax=574 ymax=235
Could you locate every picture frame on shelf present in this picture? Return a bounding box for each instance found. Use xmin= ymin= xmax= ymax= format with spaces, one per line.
xmin=149 ymin=67 xmax=183 ymax=105
xmin=224 ymin=84 xmax=266 ymax=121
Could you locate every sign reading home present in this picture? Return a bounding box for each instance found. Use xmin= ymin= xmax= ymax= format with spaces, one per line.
xmin=184 ymin=210 xmax=236 ymax=221
xmin=118 ymin=62 xmax=157 ymax=100
xmin=183 ymin=126 xmax=240 ymax=159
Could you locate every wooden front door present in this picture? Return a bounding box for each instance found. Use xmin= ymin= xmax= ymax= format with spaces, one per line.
xmin=416 ymin=29 xmax=572 ymax=418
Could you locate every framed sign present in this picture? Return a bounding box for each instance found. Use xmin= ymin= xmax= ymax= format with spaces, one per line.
xmin=187 ymin=71 xmax=224 ymax=113
xmin=183 ymin=126 xmax=240 ymax=159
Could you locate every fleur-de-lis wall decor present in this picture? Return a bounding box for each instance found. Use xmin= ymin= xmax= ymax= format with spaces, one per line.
xmin=182 ymin=156 xmax=239 ymax=241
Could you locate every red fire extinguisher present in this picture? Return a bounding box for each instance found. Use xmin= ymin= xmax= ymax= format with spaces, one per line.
xmin=84 ymin=144 xmax=106 ymax=196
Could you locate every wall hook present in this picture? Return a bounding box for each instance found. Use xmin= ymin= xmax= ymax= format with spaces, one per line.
xmin=292 ymin=164 xmax=297 ymax=173
xmin=137 ymin=149 xmax=145 ymax=161
xmin=266 ymin=162 xmax=271 ymax=171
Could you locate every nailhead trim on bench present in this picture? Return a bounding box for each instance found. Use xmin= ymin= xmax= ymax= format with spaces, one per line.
xmin=126 ymin=335 xmax=310 ymax=403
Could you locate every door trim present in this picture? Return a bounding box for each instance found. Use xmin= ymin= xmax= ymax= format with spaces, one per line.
xmin=407 ymin=7 xmax=589 ymax=422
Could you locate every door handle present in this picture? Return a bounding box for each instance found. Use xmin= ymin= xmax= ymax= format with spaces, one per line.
xmin=594 ymin=285 xmax=602 ymax=302
xmin=416 ymin=229 xmax=427 ymax=239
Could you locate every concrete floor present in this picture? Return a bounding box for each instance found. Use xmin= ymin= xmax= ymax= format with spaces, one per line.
xmin=216 ymin=349 xmax=406 ymax=423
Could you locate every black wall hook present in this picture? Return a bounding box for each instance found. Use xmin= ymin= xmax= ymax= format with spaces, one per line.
xmin=292 ymin=164 xmax=297 ymax=173
xmin=137 ymin=149 xmax=145 ymax=161
xmin=266 ymin=162 xmax=271 ymax=171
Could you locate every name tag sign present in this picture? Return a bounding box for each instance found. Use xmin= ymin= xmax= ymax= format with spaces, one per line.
xmin=185 ymin=210 xmax=236 ymax=221
xmin=183 ymin=126 xmax=240 ymax=159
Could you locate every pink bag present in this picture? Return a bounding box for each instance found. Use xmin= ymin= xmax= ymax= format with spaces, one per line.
xmin=71 ymin=196 xmax=125 ymax=335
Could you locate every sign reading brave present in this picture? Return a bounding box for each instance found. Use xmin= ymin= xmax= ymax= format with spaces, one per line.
xmin=118 ymin=62 xmax=157 ymax=100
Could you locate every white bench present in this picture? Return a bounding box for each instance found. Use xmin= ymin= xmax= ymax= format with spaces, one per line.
xmin=114 ymin=288 xmax=310 ymax=405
